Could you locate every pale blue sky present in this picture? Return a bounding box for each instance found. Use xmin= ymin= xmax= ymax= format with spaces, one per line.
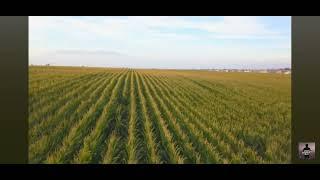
xmin=29 ymin=16 xmax=291 ymax=69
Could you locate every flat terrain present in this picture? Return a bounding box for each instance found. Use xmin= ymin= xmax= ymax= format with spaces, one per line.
xmin=29 ymin=66 xmax=291 ymax=163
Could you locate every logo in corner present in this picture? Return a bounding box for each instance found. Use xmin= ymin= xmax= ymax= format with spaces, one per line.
xmin=298 ymin=142 xmax=315 ymax=160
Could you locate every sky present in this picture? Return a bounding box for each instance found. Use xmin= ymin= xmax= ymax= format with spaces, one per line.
xmin=29 ymin=16 xmax=291 ymax=69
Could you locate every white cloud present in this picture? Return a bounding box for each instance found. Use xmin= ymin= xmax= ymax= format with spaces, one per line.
xmin=29 ymin=16 xmax=291 ymax=69
xmin=202 ymin=16 xmax=274 ymax=35
xmin=126 ymin=16 xmax=284 ymax=39
xmin=55 ymin=49 xmax=126 ymax=56
xmin=30 ymin=16 xmax=286 ymax=41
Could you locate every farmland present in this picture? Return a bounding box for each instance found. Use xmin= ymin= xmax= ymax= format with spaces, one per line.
xmin=29 ymin=66 xmax=291 ymax=164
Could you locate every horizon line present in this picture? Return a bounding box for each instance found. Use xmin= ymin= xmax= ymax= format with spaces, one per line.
xmin=29 ymin=64 xmax=291 ymax=70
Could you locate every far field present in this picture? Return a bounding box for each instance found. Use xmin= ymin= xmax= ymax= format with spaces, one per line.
xmin=28 ymin=66 xmax=291 ymax=164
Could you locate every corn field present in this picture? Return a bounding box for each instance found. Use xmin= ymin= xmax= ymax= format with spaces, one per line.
xmin=29 ymin=66 xmax=291 ymax=164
